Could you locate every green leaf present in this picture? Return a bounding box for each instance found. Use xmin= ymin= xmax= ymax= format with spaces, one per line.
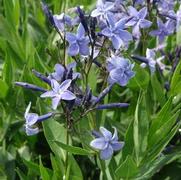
xmin=176 ymin=25 xmax=181 ymax=45
xmin=22 ymin=159 xmax=40 ymax=176
xmin=68 ymin=155 xmax=83 ymax=180
xmin=133 ymin=92 xmax=149 ymax=165
xmin=137 ymin=149 xmax=181 ymax=179
xmin=170 ymin=59 xmax=181 ymax=95
xmin=42 ymin=120 xmax=67 ymax=160
xmin=54 ymin=140 xmax=92 ymax=156
xmin=122 ymin=119 xmax=134 ymax=160
xmin=148 ymin=97 xmax=173 ymax=145
xmin=151 ymin=74 xmax=166 ymax=106
xmin=144 ymin=123 xmax=180 ymax=163
xmin=39 ymin=156 xmax=52 ymax=180
xmin=148 ymin=110 xmax=180 ymax=148
xmin=0 ymin=80 xmax=9 ymax=99
xmin=115 ymin=155 xmax=138 ymax=179
xmin=128 ymin=65 xmax=150 ymax=91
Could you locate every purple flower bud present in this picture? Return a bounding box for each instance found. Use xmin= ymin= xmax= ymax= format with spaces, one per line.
xmin=96 ymin=103 xmax=129 ymax=110
xmin=91 ymin=130 xmax=102 ymax=138
xmin=41 ymin=2 xmax=55 ymax=27
xmin=93 ymin=84 xmax=114 ymax=106
xmin=76 ymin=6 xmax=89 ymax=33
xmin=90 ymin=17 xmax=97 ymax=40
xmin=131 ymin=55 xmax=149 ymax=64
xmin=37 ymin=112 xmax=53 ymax=122
xmin=32 ymin=69 xmax=51 ymax=85
xmin=93 ymin=59 xmax=102 ymax=67
xmin=15 ymin=82 xmax=47 ymax=92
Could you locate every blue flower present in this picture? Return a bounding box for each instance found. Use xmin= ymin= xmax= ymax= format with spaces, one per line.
xmin=91 ymin=0 xmax=114 ymax=20
xmin=149 ymin=18 xmax=175 ymax=44
xmin=141 ymin=48 xmax=165 ymax=73
xmin=53 ymin=13 xmax=72 ymax=31
xmin=66 ymin=23 xmax=89 ymax=56
xmin=48 ymin=62 xmax=80 ymax=82
xmin=126 ymin=7 xmax=152 ymax=38
xmin=24 ymin=102 xmax=53 ymax=136
xmin=156 ymin=0 xmax=174 ymax=14
xmin=90 ymin=127 xmax=124 ymax=160
xmin=40 ymin=79 xmax=76 ymax=110
xmin=101 ymin=13 xmax=132 ymax=49
xmin=107 ymin=56 xmax=135 ymax=86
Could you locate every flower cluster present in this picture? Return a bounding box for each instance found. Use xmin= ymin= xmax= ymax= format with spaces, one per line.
xmin=16 ymin=0 xmax=181 ymax=160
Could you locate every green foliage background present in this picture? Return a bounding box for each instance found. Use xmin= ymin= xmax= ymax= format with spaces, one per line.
xmin=0 ymin=0 xmax=181 ymax=179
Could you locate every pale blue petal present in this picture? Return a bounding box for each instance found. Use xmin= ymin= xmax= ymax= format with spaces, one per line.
xmin=51 ymin=79 xmax=61 ymax=93
xmin=139 ymin=19 xmax=152 ymax=28
xmin=100 ymin=127 xmax=112 ymax=140
xmin=52 ymin=96 xmax=61 ymax=110
xmin=111 ymin=141 xmax=124 ymax=151
xmin=149 ymin=30 xmax=160 ymax=36
xmin=66 ymin=33 xmax=77 ymax=43
xmin=118 ymin=30 xmax=132 ymax=42
xmin=138 ymin=7 xmax=147 ymax=19
xmin=91 ymin=9 xmax=102 ymax=17
xmin=79 ymin=41 xmax=90 ymax=56
xmin=67 ymin=62 xmax=76 ymax=70
xmin=24 ymin=102 xmax=31 ymax=118
xmin=61 ymin=90 xmax=76 ymax=100
xmin=111 ymin=127 xmax=118 ymax=141
xmin=111 ymin=35 xmax=122 ymax=49
xmin=101 ymin=28 xmax=112 ymax=37
xmin=55 ymin=64 xmax=64 ymax=76
xmin=77 ymin=23 xmax=85 ymax=39
xmin=100 ymin=145 xmax=113 ymax=160
xmin=125 ymin=19 xmax=137 ymax=27
xmin=115 ymin=18 xmax=127 ymax=29
xmin=68 ymin=43 xmax=79 ymax=56
xmin=128 ymin=6 xmax=138 ymax=17
xmin=25 ymin=125 xmax=39 ymax=136
xmin=90 ymin=137 xmax=108 ymax=150
xmin=40 ymin=90 xmax=56 ymax=98
xmin=59 ymin=79 xmax=72 ymax=92
xmin=106 ymin=13 xmax=115 ymax=29
xmin=26 ymin=113 xmax=39 ymax=126
xmin=132 ymin=24 xmax=141 ymax=38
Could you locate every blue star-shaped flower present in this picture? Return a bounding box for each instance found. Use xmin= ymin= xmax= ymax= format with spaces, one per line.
xmin=66 ymin=23 xmax=89 ymax=56
xmin=91 ymin=0 xmax=114 ymax=20
xmin=90 ymin=127 xmax=124 ymax=160
xmin=101 ymin=13 xmax=132 ymax=49
xmin=107 ymin=56 xmax=135 ymax=86
xmin=126 ymin=7 xmax=152 ymax=38
xmin=48 ymin=62 xmax=80 ymax=82
xmin=40 ymin=79 xmax=76 ymax=110
xmin=149 ymin=18 xmax=175 ymax=44
xmin=24 ymin=102 xmax=53 ymax=136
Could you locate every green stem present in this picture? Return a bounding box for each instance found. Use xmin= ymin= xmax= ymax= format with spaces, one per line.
xmin=65 ymin=109 xmax=70 ymax=175
xmin=99 ymin=158 xmax=107 ymax=179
